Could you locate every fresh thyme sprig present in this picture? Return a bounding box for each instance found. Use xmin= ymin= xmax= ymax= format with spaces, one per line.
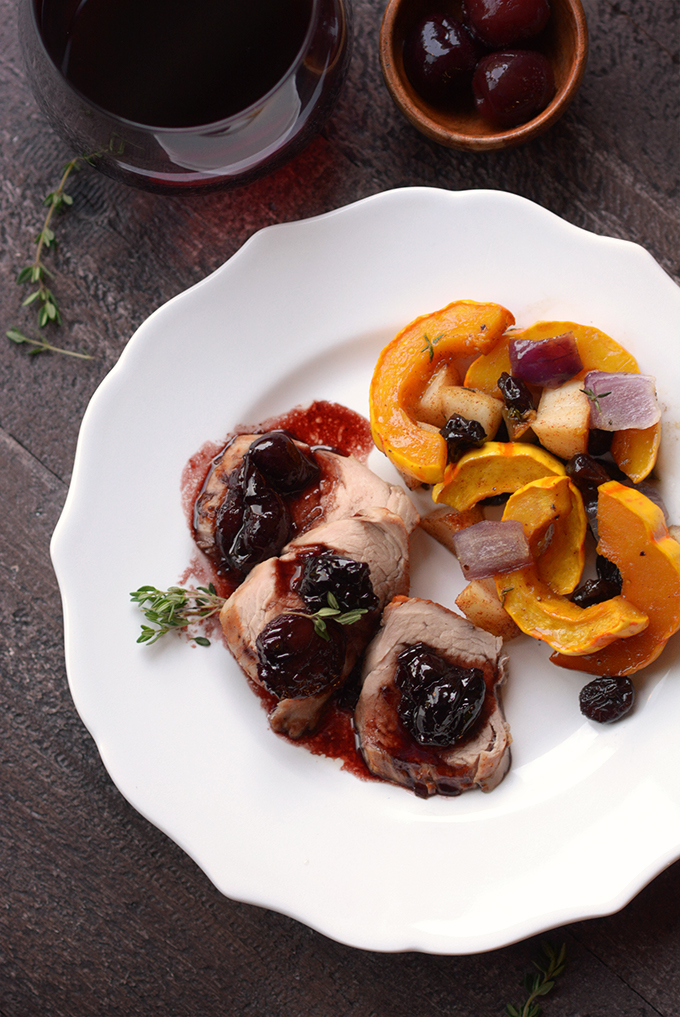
xmin=131 ymin=584 xmax=226 ymax=646
xmin=581 ymin=387 xmax=611 ymax=414
xmin=6 ymin=328 xmax=93 ymax=359
xmin=294 ymin=592 xmax=369 ymax=641
xmin=131 ymin=585 xmax=369 ymax=648
xmin=16 ymin=156 xmax=82 ymax=329
xmin=506 ymin=942 xmax=567 ymax=1017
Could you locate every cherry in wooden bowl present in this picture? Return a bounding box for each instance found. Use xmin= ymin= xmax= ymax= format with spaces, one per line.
xmin=380 ymin=0 xmax=588 ymax=151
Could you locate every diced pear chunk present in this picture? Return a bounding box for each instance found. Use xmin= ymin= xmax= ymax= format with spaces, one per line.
xmin=531 ymin=379 xmax=590 ymax=460
xmin=420 ymin=504 xmax=484 ymax=554
xmin=417 ymin=376 xmax=503 ymax=439
xmin=455 ymin=578 xmax=521 ymax=641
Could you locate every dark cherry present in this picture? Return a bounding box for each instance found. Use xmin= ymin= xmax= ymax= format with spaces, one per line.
xmin=396 ymin=642 xmax=486 ymax=747
xmin=571 ymin=553 xmax=623 ymax=607
xmin=463 ymin=0 xmax=551 ymax=49
xmin=297 ymin=551 xmax=379 ymax=614
xmin=565 ymin=456 xmax=614 ymax=539
xmin=497 ymin=371 xmax=534 ymax=418
xmin=565 ymin=454 xmax=612 ymax=492
xmin=473 ymin=49 xmax=555 ymax=128
xmin=440 ymin=413 xmax=487 ymax=462
xmin=226 ymin=462 xmax=291 ymax=573
xmin=588 ymin=427 xmax=613 ymax=457
xmin=256 ymin=613 xmax=346 ymax=698
xmin=579 ymin=675 xmax=635 ymax=724
xmin=571 ymin=578 xmax=621 ymax=608
xmin=403 ymin=14 xmax=479 ymax=105
xmin=214 ymin=467 xmax=246 ymax=565
xmin=247 ymin=431 xmax=320 ymax=494
xmin=597 ymin=554 xmax=622 ymax=588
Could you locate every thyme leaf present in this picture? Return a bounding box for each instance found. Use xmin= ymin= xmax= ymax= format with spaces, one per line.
xmin=291 ymin=593 xmax=369 ymax=641
xmin=581 ymin=387 xmax=611 ymax=414
xmin=506 ymin=942 xmax=567 ymax=1017
xmin=131 ymin=584 xmax=226 ymax=646
xmin=421 ymin=331 xmax=444 ymax=362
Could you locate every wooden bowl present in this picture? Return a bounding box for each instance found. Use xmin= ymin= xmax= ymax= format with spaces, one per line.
xmin=380 ymin=0 xmax=588 ymax=151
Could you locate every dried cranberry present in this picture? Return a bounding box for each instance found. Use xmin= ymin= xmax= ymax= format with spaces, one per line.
xmin=297 ymin=551 xmax=379 ymax=614
xmin=225 ymin=462 xmax=291 ymax=573
xmin=579 ymin=676 xmax=635 ymax=724
xmin=497 ymin=371 xmax=534 ymax=418
xmin=247 ymin=431 xmax=320 ymax=494
xmin=440 ymin=413 xmax=487 ymax=462
xmin=256 ymin=613 xmax=346 ymax=698
xmin=396 ymin=642 xmax=486 ymax=746
xmin=403 ymin=15 xmax=479 ymax=106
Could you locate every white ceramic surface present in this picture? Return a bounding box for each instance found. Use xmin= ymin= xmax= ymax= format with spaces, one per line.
xmin=51 ymin=187 xmax=680 ymax=955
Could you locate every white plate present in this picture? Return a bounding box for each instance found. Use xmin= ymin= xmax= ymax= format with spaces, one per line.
xmin=51 ymin=187 xmax=680 ymax=955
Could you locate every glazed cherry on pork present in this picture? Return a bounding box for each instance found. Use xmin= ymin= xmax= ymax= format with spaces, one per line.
xmin=214 ymin=431 xmax=319 ymax=575
xmin=256 ymin=613 xmax=347 ymax=699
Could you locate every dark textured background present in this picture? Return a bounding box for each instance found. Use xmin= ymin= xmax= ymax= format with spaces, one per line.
xmin=1 ymin=1 xmax=679 ymax=1014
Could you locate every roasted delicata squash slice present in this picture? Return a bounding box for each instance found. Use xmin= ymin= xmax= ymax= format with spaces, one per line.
xmin=496 ymin=569 xmax=648 ymax=655
xmin=551 ymin=481 xmax=680 ymax=675
xmin=369 ymin=300 xmax=514 ymax=486
xmin=432 ymin=442 xmax=565 ymax=512
xmin=503 ymin=475 xmax=587 ymax=595
xmin=495 ymin=474 xmax=647 ymax=655
xmin=610 ymin=423 xmax=661 ymax=484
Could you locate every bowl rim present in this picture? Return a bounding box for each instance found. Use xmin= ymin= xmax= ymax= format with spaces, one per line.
xmin=379 ymin=0 xmax=589 ymax=151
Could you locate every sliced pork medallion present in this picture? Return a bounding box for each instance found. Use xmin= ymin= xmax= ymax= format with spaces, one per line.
xmin=355 ymin=597 xmax=511 ymax=797
xmin=194 ymin=430 xmax=418 ymax=575
xmin=220 ymin=508 xmax=412 ymax=739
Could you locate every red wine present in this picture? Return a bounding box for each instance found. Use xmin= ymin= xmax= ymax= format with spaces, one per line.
xmin=38 ymin=0 xmax=314 ymax=128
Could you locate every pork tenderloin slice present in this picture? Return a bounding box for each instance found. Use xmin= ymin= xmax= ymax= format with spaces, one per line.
xmin=194 ymin=434 xmax=256 ymax=555
xmin=194 ymin=435 xmax=419 ymax=560
xmin=356 ymin=596 xmax=511 ymax=797
xmin=220 ymin=511 xmax=412 ymax=738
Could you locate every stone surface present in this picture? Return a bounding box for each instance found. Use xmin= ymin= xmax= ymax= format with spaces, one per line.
xmin=1 ymin=0 xmax=679 ymax=1014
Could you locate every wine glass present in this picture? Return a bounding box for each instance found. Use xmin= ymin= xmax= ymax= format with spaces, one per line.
xmin=19 ymin=0 xmax=352 ymax=193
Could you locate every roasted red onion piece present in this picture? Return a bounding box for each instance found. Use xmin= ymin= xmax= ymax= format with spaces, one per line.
xmin=583 ymin=371 xmax=660 ymax=430
xmin=509 ymin=331 xmax=582 ymax=387
xmin=452 ymin=519 xmax=532 ymax=579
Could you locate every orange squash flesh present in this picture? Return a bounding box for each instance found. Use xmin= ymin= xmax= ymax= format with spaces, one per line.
xmin=369 ymin=300 xmax=514 ymax=485
xmin=550 ymin=481 xmax=680 ymax=676
xmin=433 ymin=442 xmax=565 ymax=512
xmin=497 ymin=568 xmax=648 ymax=655
xmin=503 ymin=475 xmax=587 ymax=595
xmin=610 ymin=423 xmax=661 ymax=484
